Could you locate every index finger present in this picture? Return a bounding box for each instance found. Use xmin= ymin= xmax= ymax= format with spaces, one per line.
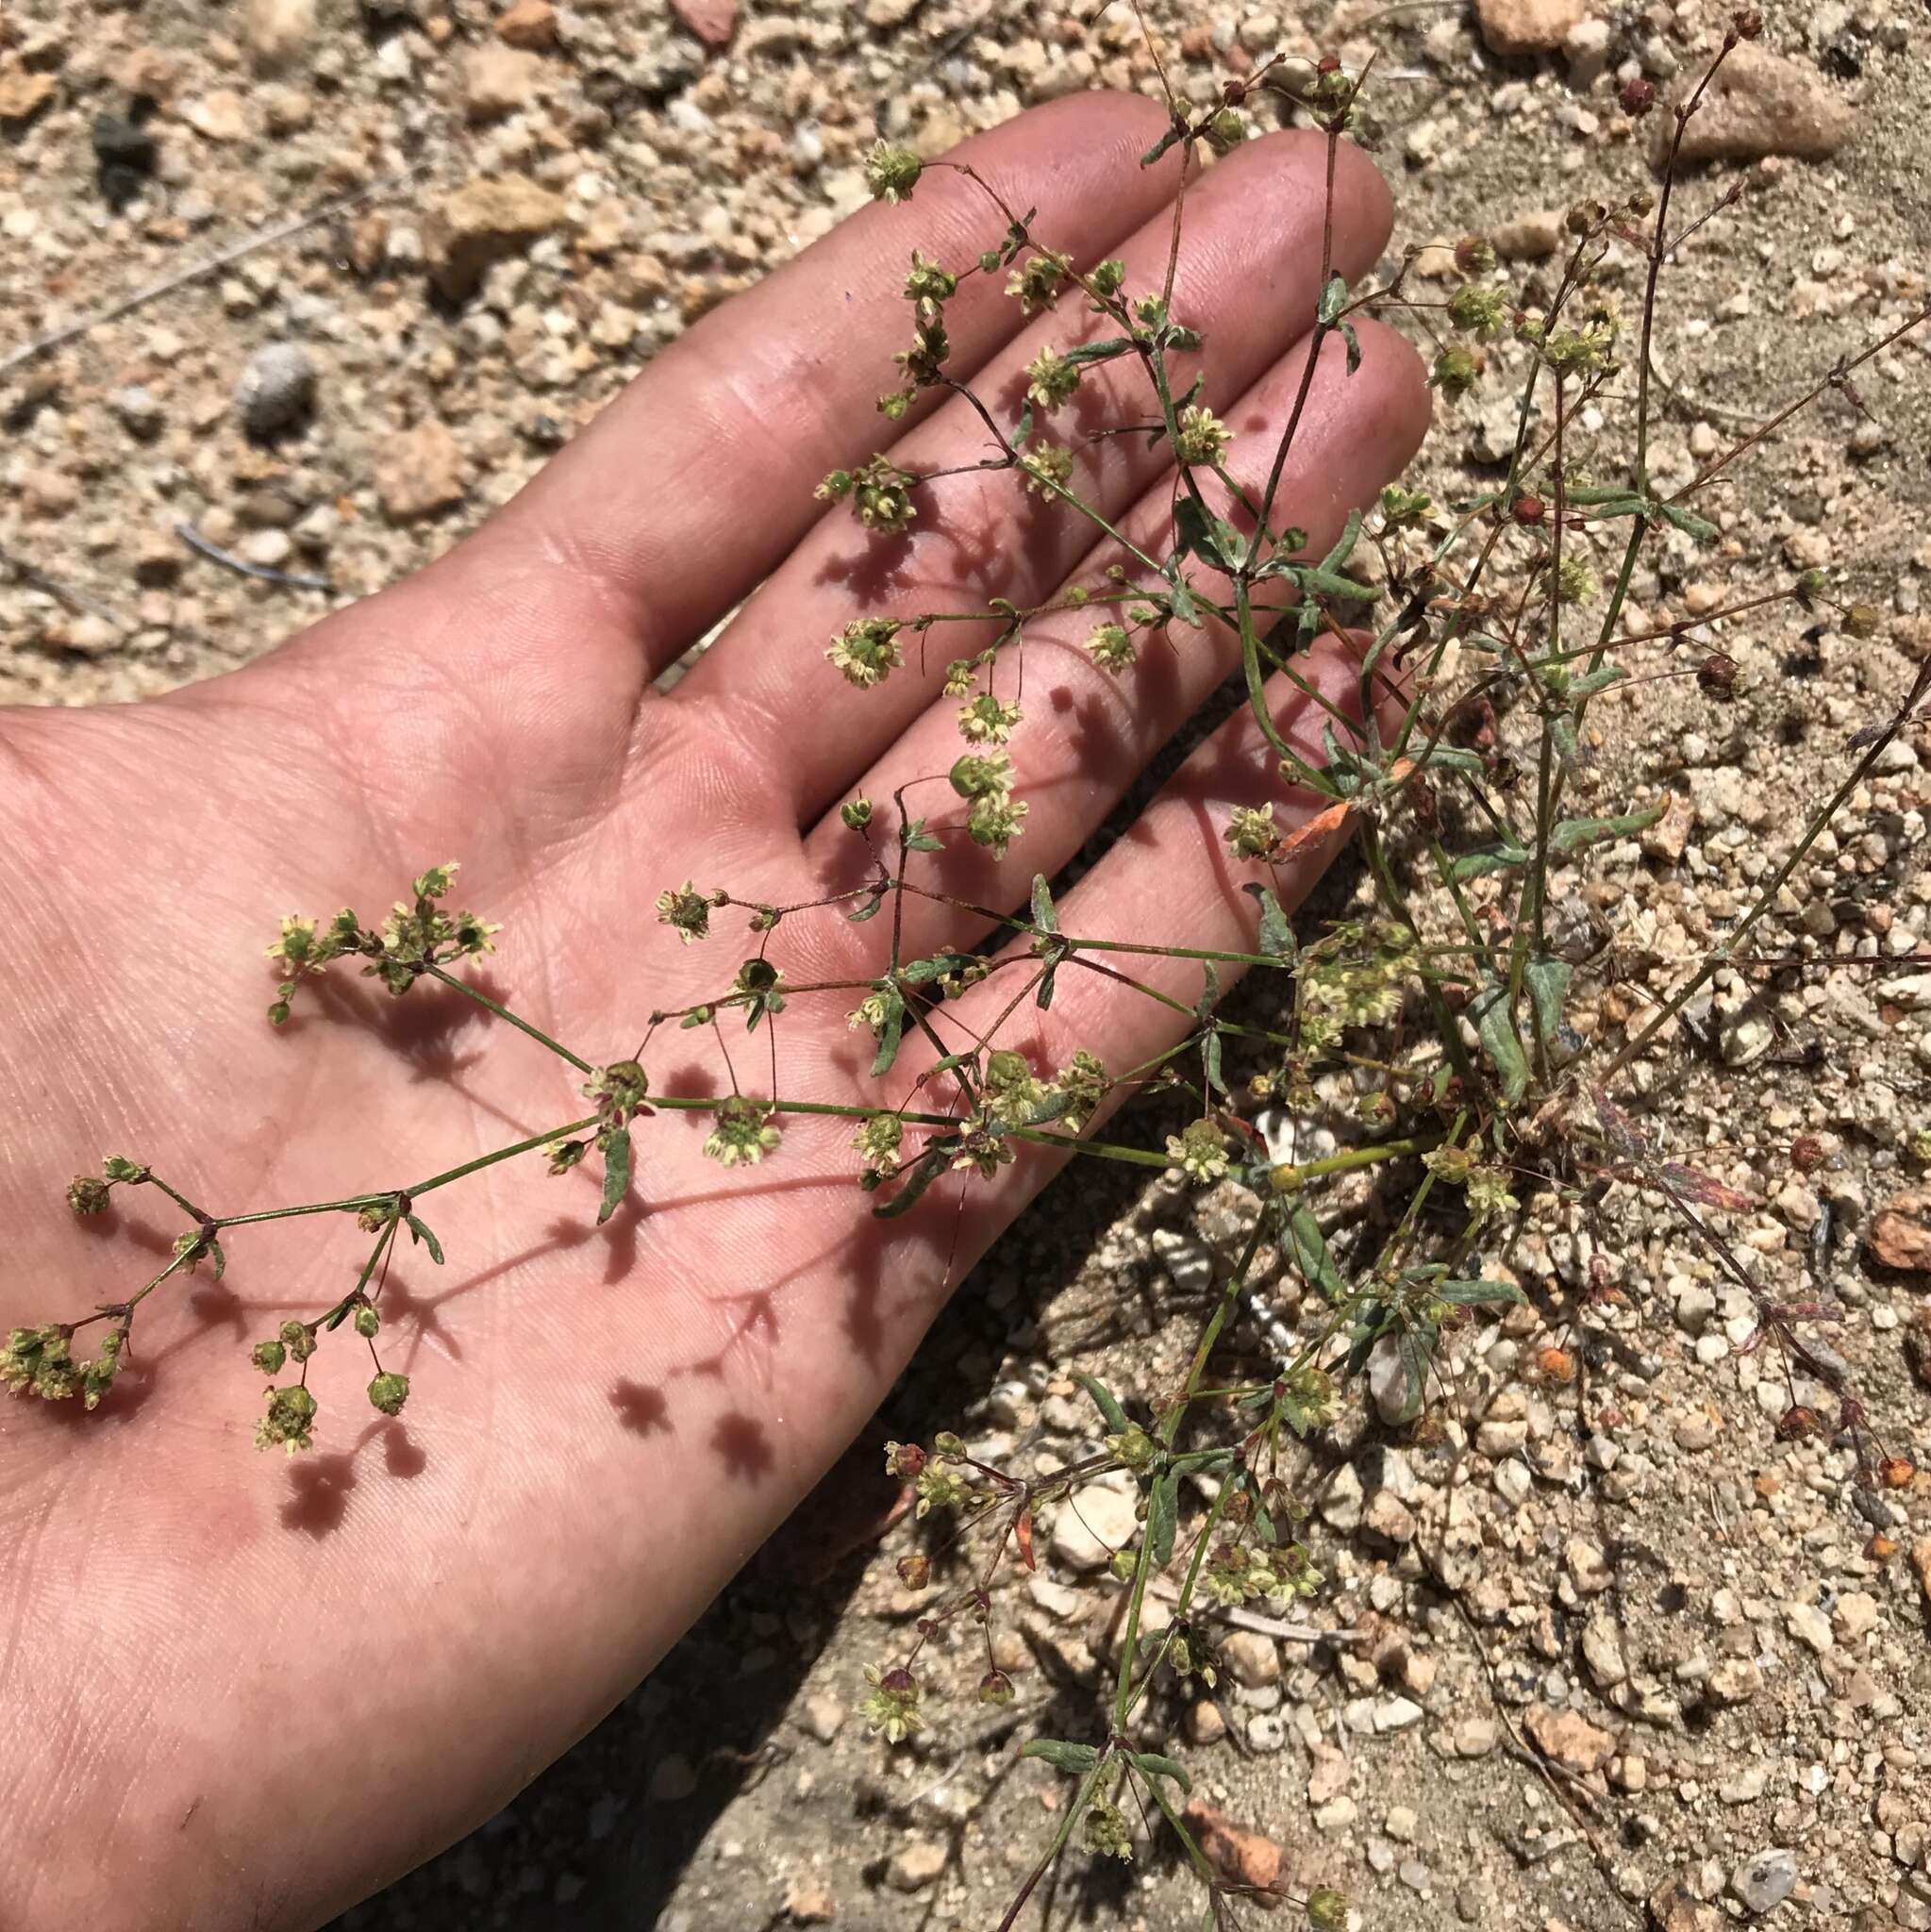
xmin=480 ymin=93 xmax=1186 ymax=679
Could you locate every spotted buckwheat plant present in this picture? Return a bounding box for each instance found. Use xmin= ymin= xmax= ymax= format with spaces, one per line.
xmin=13 ymin=15 xmax=1929 ymax=1929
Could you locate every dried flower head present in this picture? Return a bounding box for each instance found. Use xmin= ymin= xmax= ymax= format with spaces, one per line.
xmin=703 ymin=1096 xmax=782 ymax=1168
xmin=257 ymin=1383 xmax=318 ymax=1455
xmin=1173 ymin=404 xmax=1231 ymax=467
xmin=1083 ymin=622 xmax=1136 ymax=673
xmin=863 ymin=140 xmax=923 ymax=204
xmin=827 ymin=617 xmax=905 ymax=689
xmin=1167 ymin=1118 xmax=1230 ymax=1186
xmin=858 ymin=1664 xmax=923 ymax=1743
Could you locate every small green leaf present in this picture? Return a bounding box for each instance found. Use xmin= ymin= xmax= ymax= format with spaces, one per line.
xmin=1140 ymin=120 xmax=1187 ymax=167
xmin=1473 ymin=986 xmax=1529 ymax=1107
xmin=1448 ymin=842 xmax=1529 ymax=883
xmin=404 ymin=1213 xmax=444 ymax=1265
xmin=1340 ymin=319 xmax=1361 ymax=375
xmin=1074 ymin=1373 xmax=1130 ymax=1434
xmin=1061 ymin=336 xmax=1134 ymax=366
xmin=1284 ymin=1205 xmax=1347 ymax=1302
xmin=208 ymin=1239 xmax=227 ymax=1282
xmin=848 ymin=891 xmax=884 ymax=924
xmin=873 ymin=1145 xmax=951 ymax=1220
xmin=1245 ymin=884 xmax=1294 ymax=959
xmin=1195 ymin=960 xmax=1220 ymax=1021
xmin=1030 ymin=874 xmax=1057 ymax=935
xmin=1147 ymin=1468 xmax=1179 ymax=1568
xmin=901 ymin=952 xmax=974 ymax=986
xmin=1395 ymin=1322 xmax=1439 ymax=1423
xmin=1436 ymin=1277 xmax=1526 ymax=1306
xmin=1658 ymin=500 xmax=1719 ymax=543
xmin=871 ymin=988 xmax=906 ymax=1077
xmin=1125 ymin=1751 xmax=1192 ymax=1794
xmin=1318 ymin=272 xmax=1348 ymax=326
xmin=597 ymin=1127 xmax=632 ymax=1227
xmin=1548 ymin=796 xmax=1668 ymax=855
xmin=1524 ymin=956 xmax=1573 ymax=1049
xmin=1202 ymin=1029 xmax=1228 ymax=1099
xmin=1022 ymin=1738 xmax=1102 ymax=1774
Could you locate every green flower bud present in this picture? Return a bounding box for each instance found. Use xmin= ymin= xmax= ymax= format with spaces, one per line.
xmin=1431 ymin=346 xmax=1480 ymax=400
xmin=367 ymin=1371 xmax=410 ymax=1417
xmin=256 ymin=1383 xmax=318 ymax=1455
xmin=1306 ymin=1887 xmax=1351 ymax=1931
xmin=1207 ymin=107 xmax=1246 ymax=152
xmin=841 ymin=795 xmax=874 ymax=831
xmin=279 ymin=1319 xmax=316 ymax=1363
xmin=353 ymin=1306 xmax=381 ymax=1340
xmin=251 ymin=1339 xmax=287 ymax=1374
xmin=862 ymin=141 xmax=923 ymax=205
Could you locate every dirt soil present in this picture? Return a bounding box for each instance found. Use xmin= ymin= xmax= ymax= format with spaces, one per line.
xmin=6 ymin=0 xmax=1930 ymax=1928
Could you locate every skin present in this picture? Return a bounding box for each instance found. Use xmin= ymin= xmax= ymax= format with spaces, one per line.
xmin=0 ymin=93 xmax=1427 ymax=1931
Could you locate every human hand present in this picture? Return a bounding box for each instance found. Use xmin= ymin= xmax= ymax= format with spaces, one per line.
xmin=0 ymin=92 xmax=1424 ymax=1931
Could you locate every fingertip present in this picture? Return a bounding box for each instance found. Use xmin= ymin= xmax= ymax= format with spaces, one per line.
xmin=1356 ymin=313 xmax=1433 ymax=439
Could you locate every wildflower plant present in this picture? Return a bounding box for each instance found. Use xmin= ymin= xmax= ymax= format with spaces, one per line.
xmin=11 ymin=15 xmax=1929 ymax=1929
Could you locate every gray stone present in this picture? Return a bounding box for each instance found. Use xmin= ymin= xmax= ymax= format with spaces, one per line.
xmin=236 ymin=341 xmax=317 ymax=438
xmin=1731 ymin=1848 xmax=1797 ymax=1916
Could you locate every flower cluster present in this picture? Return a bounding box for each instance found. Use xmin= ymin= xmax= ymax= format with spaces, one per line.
xmin=816 ymin=455 xmax=919 ymax=535
xmin=264 ymin=863 xmax=498 ymax=1022
xmin=703 ymin=1095 xmax=782 ymax=1168
xmin=1166 ymin=1118 xmax=1230 ymax=1186
xmin=656 ymin=879 xmax=721 ymax=945
xmin=1082 ymin=622 xmax=1135 ymax=673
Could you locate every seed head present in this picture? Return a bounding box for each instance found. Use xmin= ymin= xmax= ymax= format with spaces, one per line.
xmin=66 ymin=1175 xmax=111 ymax=1217
xmin=863 ymin=140 xmax=923 ymax=204
xmin=1430 ymin=346 xmax=1479 ymax=402
xmin=1453 ymin=234 xmax=1496 ymax=276
xmin=367 ymin=1371 xmax=410 ymax=1417
xmin=1697 ymin=652 xmax=1739 ymax=697
xmin=1618 ymin=77 xmax=1656 ymax=116
xmin=977 ymin=1668 xmax=1015 ymax=1706
xmin=1511 ymin=493 xmax=1545 ymax=526
xmin=1790 ymin=1134 xmax=1826 ymax=1174
xmin=896 ymin=1553 xmax=931 ymax=1590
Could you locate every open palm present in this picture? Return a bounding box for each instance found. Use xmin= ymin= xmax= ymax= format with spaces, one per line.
xmin=0 ymin=94 xmax=1425 ymax=1932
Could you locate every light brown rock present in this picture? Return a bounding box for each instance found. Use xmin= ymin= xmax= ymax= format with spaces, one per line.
xmin=887 ymin=1839 xmax=948 ymax=1893
xmin=0 ymin=67 xmax=57 ymax=125
xmin=1181 ymin=1800 xmax=1290 ymax=1901
xmin=1871 ymin=1189 xmax=1931 ymax=1271
xmin=1523 ymin=1701 xmax=1615 ymax=1774
xmin=1642 ymin=791 xmax=1694 ymax=865
xmin=1476 ymin=0 xmax=1586 ymax=58
xmin=1492 ymin=209 xmax=1564 ymax=259
xmin=1650 ymin=1878 xmax=1723 ymax=1932
xmin=183 ymin=91 xmax=251 ymax=142
xmin=427 ymin=175 xmax=568 ymax=298
xmin=1912 ymin=1539 xmax=1931 ymax=1616
xmin=1662 ymin=45 xmax=1854 ymax=165
xmin=243 ymin=0 xmax=316 ymax=69
xmin=375 ymin=421 xmax=468 ymax=524
xmin=494 ymin=0 xmax=558 ymax=49
xmin=462 ymin=44 xmax=544 ymax=122
xmin=782 ymin=1875 xmax=836 ymax=1924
